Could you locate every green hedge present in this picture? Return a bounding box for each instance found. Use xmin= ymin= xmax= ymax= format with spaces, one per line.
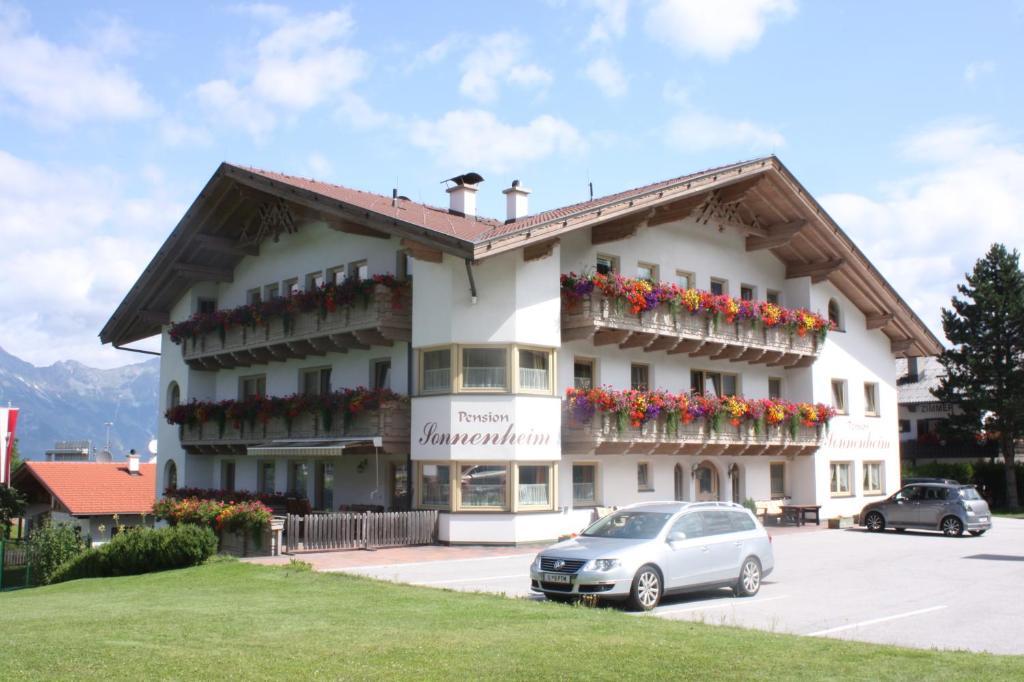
xmin=904 ymin=460 xmax=1024 ymax=508
xmin=27 ymin=521 xmax=87 ymax=585
xmin=51 ymin=524 xmax=218 ymax=583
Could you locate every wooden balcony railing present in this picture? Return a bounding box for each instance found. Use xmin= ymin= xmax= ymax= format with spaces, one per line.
xmin=563 ymin=409 xmax=824 ymax=457
xmin=180 ymin=284 xmax=410 ymax=370
xmin=562 ymin=292 xmax=820 ymax=368
xmin=180 ymin=402 xmax=410 ymax=455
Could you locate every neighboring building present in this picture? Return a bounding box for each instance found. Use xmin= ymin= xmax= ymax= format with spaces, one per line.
xmin=896 ymin=357 xmax=999 ymax=466
xmin=100 ymin=156 xmax=942 ymax=544
xmin=44 ymin=440 xmax=92 ymax=462
xmin=12 ymin=455 xmax=156 ymax=544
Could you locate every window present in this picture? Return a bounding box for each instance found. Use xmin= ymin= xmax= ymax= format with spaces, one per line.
xmin=691 ymin=370 xmax=738 ymax=397
xmin=459 ymin=464 xmax=507 ymax=509
xmin=372 ymin=359 xmax=392 ymax=390
xmin=305 ymin=271 xmax=325 ymax=292
xmin=390 ymin=463 xmax=409 ymax=509
xmin=461 ymin=347 xmax=507 ymax=390
xmin=396 ymin=252 xmax=412 ymax=281
xmin=349 ymin=260 xmax=368 ymax=280
xmin=259 ymin=461 xmax=276 ymax=495
xmin=289 ymin=461 xmax=309 ymax=497
xmin=768 ymin=377 xmax=782 ymax=400
xmin=517 ymin=349 xmax=550 ymax=392
xmin=769 ymin=462 xmax=785 ymax=500
xmin=240 ymin=375 xmax=266 ymax=400
xmin=316 ymin=462 xmax=334 ymax=510
xmin=899 ymin=419 xmax=911 ymax=434
xmin=596 ymin=254 xmax=618 ymax=275
xmin=637 ymin=462 xmax=653 ymax=492
xmin=831 ymin=379 xmax=848 ymax=414
xmin=740 ymin=284 xmax=755 ymax=301
xmin=766 ymin=290 xmax=781 ymax=305
xmin=630 ymin=363 xmax=649 ymax=391
xmin=517 ymin=464 xmax=552 ymax=508
xmin=864 ymin=382 xmax=879 ymax=416
xmin=197 ymin=298 xmax=216 ymax=315
xmin=572 ymin=464 xmax=598 ymax=506
xmin=164 ymin=460 xmax=178 ymax=491
xmin=637 ymin=262 xmax=658 ymax=282
xmin=828 ymin=298 xmax=842 ymax=329
xmin=167 ymin=381 xmax=180 ymax=409
xmin=863 ymin=461 xmax=883 ymax=495
xmin=264 ymin=282 xmax=280 ymax=300
xmin=327 ymin=266 xmax=346 ymax=285
xmin=675 ymin=270 xmax=694 ymax=289
xmin=221 ymin=460 xmax=236 ymax=492
xmin=671 ymin=513 xmax=704 ymax=539
xmin=301 ymin=367 xmax=332 ymax=396
xmin=710 ymin=278 xmax=727 ymax=296
xmin=421 ymin=349 xmax=451 ymax=393
xmin=420 ymin=464 xmax=451 ymax=508
xmin=247 ymin=288 xmax=262 ymax=305
xmin=830 ymin=461 xmax=852 ymax=496
xmin=573 ymin=358 xmax=595 ymax=390
xmin=284 ymin=278 xmax=300 ymax=296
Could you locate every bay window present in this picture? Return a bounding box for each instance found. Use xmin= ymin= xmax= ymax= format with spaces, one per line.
xmin=459 ymin=464 xmax=507 ymax=509
xmin=421 ymin=348 xmax=452 ymax=393
xmin=517 ymin=464 xmax=552 ymax=509
xmin=517 ymin=348 xmax=550 ymax=392
xmin=461 ymin=348 xmax=507 ymax=390
xmin=419 ymin=464 xmax=451 ymax=508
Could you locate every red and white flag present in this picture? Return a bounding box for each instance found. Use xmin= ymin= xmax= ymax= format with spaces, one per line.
xmin=0 ymin=407 xmax=18 ymax=485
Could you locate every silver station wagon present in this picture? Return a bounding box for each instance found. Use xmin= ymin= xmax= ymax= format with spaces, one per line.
xmin=529 ymin=501 xmax=774 ymax=611
xmin=860 ymin=483 xmax=992 ymax=537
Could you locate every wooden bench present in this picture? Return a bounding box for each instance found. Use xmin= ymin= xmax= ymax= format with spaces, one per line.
xmin=780 ymin=504 xmax=822 ymax=526
xmin=754 ymin=498 xmax=792 ymax=526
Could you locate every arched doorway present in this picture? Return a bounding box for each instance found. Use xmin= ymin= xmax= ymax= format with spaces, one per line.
xmin=694 ymin=461 xmax=719 ymax=501
xmin=164 ymin=459 xmax=178 ymax=492
xmin=674 ymin=464 xmax=685 ymax=501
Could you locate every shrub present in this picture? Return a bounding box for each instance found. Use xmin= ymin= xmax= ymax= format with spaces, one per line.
xmin=970 ymin=461 xmax=1024 ymax=509
xmin=742 ymin=498 xmax=758 ymax=515
xmin=51 ymin=524 xmax=217 ymax=583
xmin=903 ymin=461 xmax=975 ymax=484
xmin=27 ymin=521 xmax=87 ymax=585
xmin=153 ymin=497 xmax=224 ymax=527
xmin=216 ymin=500 xmax=272 ymax=536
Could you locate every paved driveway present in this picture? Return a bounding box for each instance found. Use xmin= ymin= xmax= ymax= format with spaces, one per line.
xmin=328 ymin=518 xmax=1024 ymax=655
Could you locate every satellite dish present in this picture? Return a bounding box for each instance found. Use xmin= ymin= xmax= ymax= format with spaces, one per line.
xmin=147 ymin=439 xmax=158 ymax=455
xmin=96 ymin=449 xmax=113 ymax=463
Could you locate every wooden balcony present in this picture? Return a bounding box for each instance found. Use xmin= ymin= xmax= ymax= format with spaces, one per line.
xmin=180 ymin=402 xmax=410 ymax=455
xmin=180 ymin=284 xmax=410 ymax=370
xmin=563 ymin=410 xmax=824 ymax=457
xmin=562 ymin=292 xmax=820 ymax=368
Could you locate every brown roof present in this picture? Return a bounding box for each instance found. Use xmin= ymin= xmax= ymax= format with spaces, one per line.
xmin=14 ymin=462 xmax=156 ymax=515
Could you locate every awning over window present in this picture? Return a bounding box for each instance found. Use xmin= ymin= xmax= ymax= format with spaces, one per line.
xmin=247 ymin=437 xmax=382 ymax=457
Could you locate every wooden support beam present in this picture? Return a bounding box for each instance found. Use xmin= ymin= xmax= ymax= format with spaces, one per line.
xmin=353 ymin=329 xmax=394 ymax=347
xmin=619 ymin=332 xmax=655 ymax=350
xmin=400 ymin=238 xmax=443 ymax=263
xmin=523 ymin=238 xmax=559 ymax=262
xmin=711 ymin=345 xmax=747 ymax=361
xmin=745 ymin=219 xmax=807 ymax=251
xmin=666 ymin=339 xmax=703 ymax=355
xmin=731 ymin=347 xmax=766 ymax=363
xmin=865 ymin=312 xmax=894 ymax=330
xmin=137 ymin=309 xmax=170 ymax=325
xmin=785 ymin=258 xmax=845 ymax=281
xmin=691 ymin=342 xmax=726 ymax=357
xmin=759 ymin=350 xmax=784 ymax=365
xmin=229 ymin=351 xmax=253 ymax=368
xmin=333 ymin=332 xmax=369 ymax=351
xmin=789 ymin=355 xmax=817 ymax=368
xmin=175 ymin=263 xmax=234 ymax=283
xmin=890 ymin=339 xmax=914 ymax=355
xmin=194 ymin=234 xmax=259 ymax=257
xmin=644 ymin=335 xmax=679 ymax=352
xmin=768 ymin=352 xmax=799 ymax=367
xmin=593 ymin=329 xmax=632 ymax=346
xmin=329 ymin=219 xmax=390 ymax=240
xmin=647 ymin=195 xmax=706 ymax=227
xmin=591 ymin=215 xmax=646 ymax=245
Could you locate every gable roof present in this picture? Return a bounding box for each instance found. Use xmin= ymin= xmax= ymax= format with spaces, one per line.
xmin=100 ymin=156 xmax=943 ymax=358
xmin=13 ymin=462 xmax=156 ymax=515
xmin=896 ymin=356 xmax=946 ymax=404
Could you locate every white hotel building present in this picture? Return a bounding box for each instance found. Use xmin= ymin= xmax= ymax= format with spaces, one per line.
xmin=101 ymin=156 xmax=941 ymax=544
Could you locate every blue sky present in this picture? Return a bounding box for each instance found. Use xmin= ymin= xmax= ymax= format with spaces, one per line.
xmin=1 ymin=1 xmax=1022 ymax=367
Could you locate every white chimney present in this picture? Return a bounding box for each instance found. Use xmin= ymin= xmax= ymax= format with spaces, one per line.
xmin=447 ymin=182 xmax=478 ymax=217
xmin=127 ymin=449 xmax=140 ymax=474
xmin=502 ymin=179 xmax=531 ymax=223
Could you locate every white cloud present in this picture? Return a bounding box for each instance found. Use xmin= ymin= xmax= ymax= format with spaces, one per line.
xmin=306 ymin=152 xmax=332 ymax=177
xmin=0 ymin=4 xmax=154 ymax=126
xmin=585 ymin=0 xmax=629 ymax=44
xmin=665 ymin=111 xmax=784 ymax=152
xmin=335 ymin=92 xmax=400 ymax=130
xmin=408 ymin=109 xmax=585 ymax=173
xmin=644 ymin=0 xmax=796 ymax=60
xmin=821 ymin=122 xmax=1024 ymax=343
xmin=405 ymin=34 xmax=463 ymax=73
xmin=158 ymin=118 xmax=212 ymax=147
xmin=0 ymin=150 xmax=183 ymax=367
xmin=585 ymin=57 xmax=628 ymax=98
xmin=458 ymin=32 xmax=553 ymax=103
xmin=964 ymin=60 xmax=995 ymax=83
xmin=196 ymin=79 xmax=277 ymax=140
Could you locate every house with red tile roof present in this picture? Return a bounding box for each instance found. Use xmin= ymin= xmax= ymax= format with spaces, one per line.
xmin=12 ymin=456 xmax=156 ymax=544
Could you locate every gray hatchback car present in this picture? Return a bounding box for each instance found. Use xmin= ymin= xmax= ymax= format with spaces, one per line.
xmin=529 ymin=501 xmax=774 ymax=611
xmin=860 ymin=483 xmax=991 ymax=537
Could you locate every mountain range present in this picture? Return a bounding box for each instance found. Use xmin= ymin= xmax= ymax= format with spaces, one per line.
xmin=0 ymin=345 xmax=159 ymax=461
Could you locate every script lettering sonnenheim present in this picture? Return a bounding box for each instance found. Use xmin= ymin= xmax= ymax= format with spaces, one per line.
xmin=418 ymin=421 xmax=553 ymax=447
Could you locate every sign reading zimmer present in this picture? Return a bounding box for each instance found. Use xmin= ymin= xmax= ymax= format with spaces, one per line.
xmin=411 ymin=396 xmax=561 ymax=460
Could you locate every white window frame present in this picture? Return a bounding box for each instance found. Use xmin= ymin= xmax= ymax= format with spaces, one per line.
xmin=740 ymin=284 xmax=756 ymax=301
xmin=637 ymin=461 xmax=653 ymax=492
xmin=675 ymin=270 xmax=695 ymax=289
xmin=596 ymin=253 xmax=619 ymax=275
xmin=831 ymin=379 xmax=848 ymax=415
xmin=863 ymin=461 xmax=884 ymax=496
xmin=419 ymin=346 xmax=453 ymax=395
xmin=710 ymin=277 xmax=728 ymax=296
xmin=637 ymin=262 xmax=659 ymax=282
xmin=830 ymin=461 xmax=853 ymax=497
xmin=571 ymin=462 xmax=600 ymax=507
xmin=864 ymin=382 xmax=879 ymax=417
xmin=417 ymin=462 xmax=453 ymax=510
xmin=630 ymin=363 xmax=650 ymax=391
xmin=573 ymin=357 xmax=596 ymax=390
xmin=769 ymin=462 xmax=786 ymax=500
xmin=513 ymin=462 xmax=557 ymax=511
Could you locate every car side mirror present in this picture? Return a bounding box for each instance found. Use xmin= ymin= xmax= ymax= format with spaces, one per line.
xmin=667 ymin=531 xmax=687 ymax=543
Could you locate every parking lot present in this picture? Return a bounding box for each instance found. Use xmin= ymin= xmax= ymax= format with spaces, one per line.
xmin=321 ymin=518 xmax=1024 ymax=655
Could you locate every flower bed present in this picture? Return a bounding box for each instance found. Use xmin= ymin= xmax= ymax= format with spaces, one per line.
xmin=163 ymin=487 xmax=295 ymax=507
xmin=168 ymin=274 xmax=407 ymax=345
xmin=165 ymin=387 xmax=405 ymax=434
xmin=153 ymin=496 xmax=277 ymax=557
xmin=561 ymin=272 xmax=833 ymax=340
xmin=565 ymin=386 xmax=836 ymax=438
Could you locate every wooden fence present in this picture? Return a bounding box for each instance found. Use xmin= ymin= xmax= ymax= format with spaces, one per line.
xmin=284 ymin=510 xmax=438 ymax=553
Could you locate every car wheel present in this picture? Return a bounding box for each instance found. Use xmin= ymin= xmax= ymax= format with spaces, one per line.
xmin=969 ymin=530 xmax=986 ymax=537
xmin=941 ymin=516 xmax=964 ymax=537
xmin=544 ymin=593 xmax=576 ymax=604
xmin=734 ymin=557 xmax=762 ymax=598
xmin=627 ymin=565 xmax=662 ymax=611
xmin=865 ymin=511 xmax=885 ymax=532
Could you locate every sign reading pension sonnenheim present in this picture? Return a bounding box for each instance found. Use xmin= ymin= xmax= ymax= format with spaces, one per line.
xmin=411 ymin=396 xmax=561 ymax=461
xmin=823 ymin=421 xmax=896 ymax=451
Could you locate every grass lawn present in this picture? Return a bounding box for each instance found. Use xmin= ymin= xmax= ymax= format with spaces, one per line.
xmin=0 ymin=560 xmax=1020 ymax=681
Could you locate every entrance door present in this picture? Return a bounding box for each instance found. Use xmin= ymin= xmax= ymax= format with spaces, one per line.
xmin=695 ymin=462 xmax=719 ymax=501
xmin=674 ymin=464 xmax=685 ymax=501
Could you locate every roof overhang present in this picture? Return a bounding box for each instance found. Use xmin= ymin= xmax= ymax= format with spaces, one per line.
xmin=246 ymin=437 xmax=382 ymax=457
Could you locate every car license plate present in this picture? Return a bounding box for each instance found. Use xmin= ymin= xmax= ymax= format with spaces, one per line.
xmin=544 ymin=573 xmax=571 ymax=584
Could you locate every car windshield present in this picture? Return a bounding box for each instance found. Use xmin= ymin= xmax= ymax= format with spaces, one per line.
xmin=958 ymin=487 xmax=982 ymax=501
xmin=582 ymin=511 xmax=673 ymax=539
